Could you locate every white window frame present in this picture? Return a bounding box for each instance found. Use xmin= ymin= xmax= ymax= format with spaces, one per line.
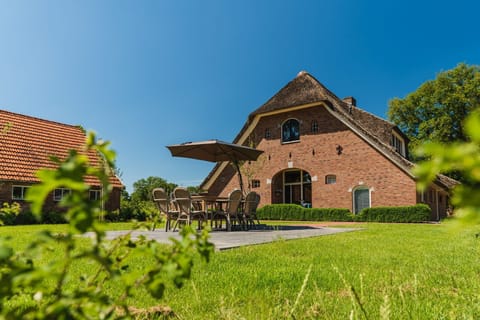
xmin=89 ymin=189 xmax=102 ymax=201
xmin=53 ymin=188 xmax=71 ymax=202
xmin=12 ymin=185 xmax=30 ymax=200
xmin=391 ymin=131 xmax=406 ymax=157
xmin=250 ymin=179 xmax=260 ymax=189
xmin=325 ymin=175 xmax=337 ymax=184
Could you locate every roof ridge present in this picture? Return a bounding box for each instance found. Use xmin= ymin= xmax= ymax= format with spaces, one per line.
xmin=347 ymin=103 xmax=395 ymax=125
xmin=0 ymin=109 xmax=81 ymax=130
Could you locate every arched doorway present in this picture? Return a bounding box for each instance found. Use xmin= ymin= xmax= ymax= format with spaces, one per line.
xmin=271 ymin=169 xmax=312 ymax=207
xmin=353 ymin=186 xmax=370 ymax=214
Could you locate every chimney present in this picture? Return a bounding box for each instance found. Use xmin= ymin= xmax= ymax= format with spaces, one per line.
xmin=343 ymin=96 xmax=356 ymax=107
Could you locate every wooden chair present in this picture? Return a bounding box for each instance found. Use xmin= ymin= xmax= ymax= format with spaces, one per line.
xmin=172 ymin=187 xmax=206 ymax=231
xmin=211 ymin=189 xmax=243 ymax=231
xmin=152 ymin=188 xmax=178 ymax=231
xmin=243 ymin=191 xmax=261 ymax=229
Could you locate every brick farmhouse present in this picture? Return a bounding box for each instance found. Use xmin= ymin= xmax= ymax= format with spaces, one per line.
xmin=0 ymin=110 xmax=123 ymax=213
xmin=201 ymin=71 xmax=457 ymax=220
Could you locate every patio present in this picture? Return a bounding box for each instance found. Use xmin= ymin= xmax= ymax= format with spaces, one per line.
xmin=96 ymin=225 xmax=361 ymax=251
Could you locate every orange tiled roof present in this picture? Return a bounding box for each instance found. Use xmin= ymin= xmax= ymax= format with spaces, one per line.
xmin=0 ymin=110 xmax=123 ymax=188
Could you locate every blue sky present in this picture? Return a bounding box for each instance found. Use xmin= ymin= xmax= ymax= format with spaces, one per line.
xmin=1 ymin=1 xmax=479 ymax=193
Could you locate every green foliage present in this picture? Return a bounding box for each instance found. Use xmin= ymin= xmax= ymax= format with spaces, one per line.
xmin=131 ymin=176 xmax=177 ymax=203
xmin=388 ymin=63 xmax=480 ymax=166
xmin=126 ymin=176 xmax=178 ymax=224
xmin=257 ymin=204 xmax=353 ymax=221
xmin=186 ymin=185 xmax=200 ymax=194
xmin=415 ymin=110 xmax=480 ymax=225
xmin=0 ymin=132 xmax=213 ymax=319
xmin=354 ymin=204 xmax=431 ymax=223
xmin=0 ymin=202 xmax=21 ymax=226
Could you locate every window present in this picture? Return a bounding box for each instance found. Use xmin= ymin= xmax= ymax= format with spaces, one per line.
xmin=251 ymin=179 xmax=260 ymax=188
xmin=391 ymin=132 xmax=405 ymax=157
xmin=282 ymin=119 xmax=300 ymax=143
xmin=325 ymin=175 xmax=336 ymax=184
xmin=54 ymin=188 xmax=71 ymax=201
xmin=283 ymin=169 xmax=311 ymax=207
xmin=264 ymin=128 xmax=271 ymax=139
xmin=311 ymin=120 xmax=319 ymax=133
xmin=12 ymin=186 xmax=29 ymax=200
xmin=89 ymin=189 xmax=102 ymax=201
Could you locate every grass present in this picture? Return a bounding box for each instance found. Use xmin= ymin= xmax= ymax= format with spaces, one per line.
xmin=2 ymin=221 xmax=480 ymax=319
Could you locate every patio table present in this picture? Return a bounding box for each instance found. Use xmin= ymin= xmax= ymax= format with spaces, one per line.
xmin=191 ymin=195 xmax=229 ymax=222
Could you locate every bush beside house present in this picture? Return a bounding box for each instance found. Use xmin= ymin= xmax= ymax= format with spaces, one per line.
xmin=256 ymin=204 xmax=432 ymax=223
xmin=256 ymin=204 xmax=353 ymax=221
xmin=354 ymin=204 xmax=431 ymax=223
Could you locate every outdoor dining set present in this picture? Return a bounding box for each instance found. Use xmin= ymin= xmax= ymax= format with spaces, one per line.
xmin=152 ymin=187 xmax=261 ymax=232
xmin=157 ymin=139 xmax=264 ymax=231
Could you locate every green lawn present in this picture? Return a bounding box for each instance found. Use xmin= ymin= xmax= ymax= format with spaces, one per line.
xmin=2 ymin=222 xmax=480 ymax=319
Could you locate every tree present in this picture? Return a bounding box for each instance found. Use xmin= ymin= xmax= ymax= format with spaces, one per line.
xmin=131 ymin=176 xmax=177 ymax=202
xmin=388 ymin=63 xmax=480 ymax=158
xmin=415 ymin=110 xmax=480 ymax=225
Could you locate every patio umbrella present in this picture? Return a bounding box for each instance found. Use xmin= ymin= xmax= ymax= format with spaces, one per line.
xmin=166 ymin=139 xmax=264 ymax=193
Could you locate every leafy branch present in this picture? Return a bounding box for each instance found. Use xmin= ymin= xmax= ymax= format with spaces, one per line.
xmin=0 ymin=132 xmax=213 ymax=319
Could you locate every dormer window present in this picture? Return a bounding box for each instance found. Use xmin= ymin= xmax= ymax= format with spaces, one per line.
xmin=282 ymin=119 xmax=300 ymax=143
xmin=391 ymin=132 xmax=406 ymax=157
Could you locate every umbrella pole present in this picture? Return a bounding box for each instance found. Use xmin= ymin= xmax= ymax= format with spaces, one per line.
xmin=233 ymin=160 xmax=244 ymax=194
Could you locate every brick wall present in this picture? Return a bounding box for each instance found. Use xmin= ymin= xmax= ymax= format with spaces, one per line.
xmin=209 ymin=105 xmax=419 ymax=212
xmin=0 ymin=180 xmax=121 ymax=214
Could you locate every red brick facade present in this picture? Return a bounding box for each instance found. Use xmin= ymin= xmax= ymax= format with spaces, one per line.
xmin=202 ymin=72 xmax=454 ymax=220
xmin=0 ymin=181 xmax=122 ymax=213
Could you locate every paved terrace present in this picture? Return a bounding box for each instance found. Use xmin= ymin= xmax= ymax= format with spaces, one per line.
xmin=96 ymin=225 xmax=361 ymax=251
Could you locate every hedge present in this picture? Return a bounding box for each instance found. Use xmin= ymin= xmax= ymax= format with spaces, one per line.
xmin=354 ymin=204 xmax=431 ymax=223
xmin=256 ymin=204 xmax=353 ymax=221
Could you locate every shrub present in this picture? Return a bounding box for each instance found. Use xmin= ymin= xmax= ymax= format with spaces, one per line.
xmin=354 ymin=204 xmax=431 ymax=223
xmin=256 ymin=204 xmax=353 ymax=221
xmin=115 ymin=199 xmax=156 ymax=222
xmin=14 ymin=210 xmax=37 ymax=225
xmin=41 ymin=211 xmax=68 ymax=224
xmin=0 ymin=202 xmax=21 ymax=225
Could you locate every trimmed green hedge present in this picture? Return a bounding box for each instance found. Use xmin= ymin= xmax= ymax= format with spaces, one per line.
xmin=256 ymin=204 xmax=354 ymax=221
xmin=256 ymin=203 xmax=432 ymax=223
xmin=354 ymin=204 xmax=431 ymax=223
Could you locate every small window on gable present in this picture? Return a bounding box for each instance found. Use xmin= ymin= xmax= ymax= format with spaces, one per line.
xmin=265 ymin=128 xmax=271 ymax=139
xmin=12 ymin=186 xmax=29 ymax=200
xmin=282 ymin=119 xmax=300 ymax=143
xmin=251 ymin=179 xmax=260 ymax=188
xmin=391 ymin=132 xmax=406 ymax=157
xmin=311 ymin=120 xmax=319 ymax=133
xmin=54 ymin=188 xmax=71 ymax=202
xmin=325 ymin=175 xmax=336 ymax=184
